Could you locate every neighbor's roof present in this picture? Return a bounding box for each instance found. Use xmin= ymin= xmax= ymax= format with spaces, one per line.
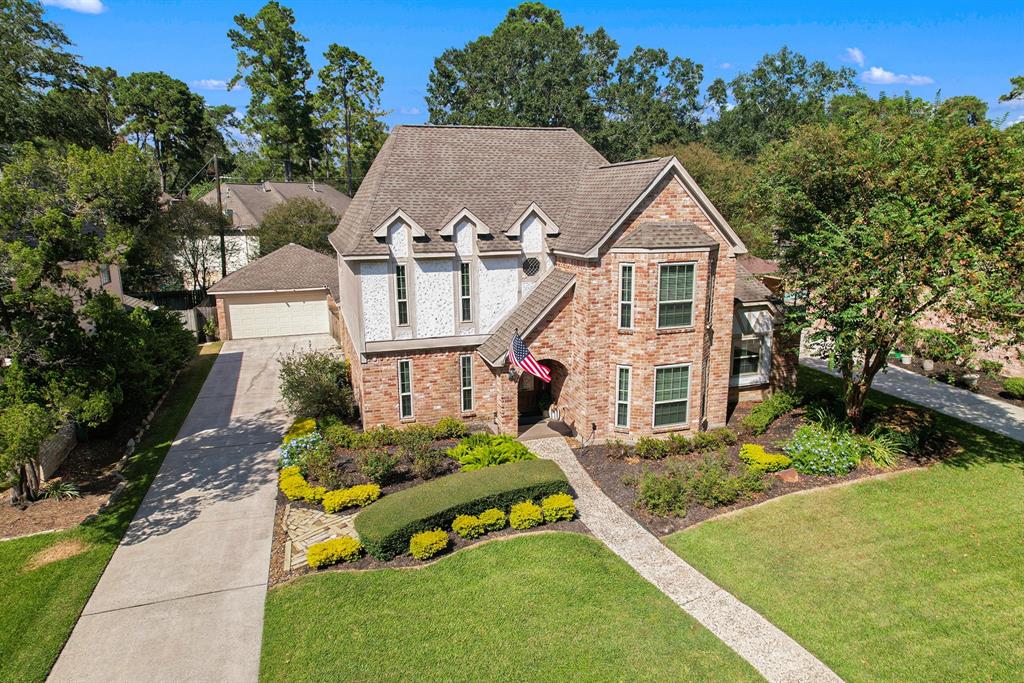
xmin=328 ymin=125 xmax=745 ymax=259
xmin=208 ymin=243 xmax=338 ymax=300
xmin=616 ymin=221 xmax=719 ymax=251
xmin=734 ymin=264 xmax=774 ymax=304
xmin=201 ymin=181 xmax=351 ymax=228
xmin=737 ymin=254 xmax=780 ymax=276
xmin=477 ymin=269 xmax=576 ymax=366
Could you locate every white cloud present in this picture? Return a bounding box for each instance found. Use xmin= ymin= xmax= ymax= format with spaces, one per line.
xmin=861 ymin=66 xmax=934 ymax=86
xmin=399 ymin=106 xmax=422 ymax=116
xmin=843 ymin=47 xmax=865 ymax=68
xmin=719 ymin=62 xmax=733 ymax=69
xmin=192 ymin=79 xmax=229 ymax=91
xmin=42 ymin=0 xmax=105 ymax=13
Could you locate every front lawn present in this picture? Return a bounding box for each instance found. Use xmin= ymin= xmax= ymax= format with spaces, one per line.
xmin=666 ymin=367 xmax=1024 ymax=682
xmin=0 ymin=343 xmax=221 ymax=683
xmin=260 ymin=532 xmax=760 ymax=682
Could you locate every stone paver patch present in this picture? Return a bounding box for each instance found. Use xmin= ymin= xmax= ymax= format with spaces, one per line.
xmin=282 ymin=503 xmax=358 ymax=570
xmin=529 ymin=436 xmax=842 ymax=683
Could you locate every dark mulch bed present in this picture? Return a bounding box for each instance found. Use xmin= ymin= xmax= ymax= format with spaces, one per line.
xmin=269 ymin=487 xmax=587 ymax=587
xmin=896 ymin=357 xmax=1024 ymax=409
xmin=306 ymin=437 xmax=464 ymax=495
xmin=573 ymin=403 xmax=957 ymax=537
xmin=0 ymin=420 xmax=134 ymax=540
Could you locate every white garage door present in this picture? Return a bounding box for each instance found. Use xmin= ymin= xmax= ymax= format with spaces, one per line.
xmin=226 ymin=294 xmax=330 ymax=339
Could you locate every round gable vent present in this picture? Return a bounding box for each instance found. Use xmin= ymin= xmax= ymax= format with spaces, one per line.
xmin=522 ymin=257 xmax=541 ymax=277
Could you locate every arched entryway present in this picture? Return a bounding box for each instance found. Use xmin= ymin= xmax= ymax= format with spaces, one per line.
xmin=517 ymin=359 xmax=568 ymax=425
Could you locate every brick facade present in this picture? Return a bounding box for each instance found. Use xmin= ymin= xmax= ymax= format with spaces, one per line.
xmin=348 ymin=173 xmax=775 ymax=442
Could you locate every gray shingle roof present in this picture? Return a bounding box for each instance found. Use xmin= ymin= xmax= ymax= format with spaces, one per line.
xmin=616 ymin=221 xmax=719 ymax=251
xmin=208 ymin=243 xmax=338 ymax=300
xmin=201 ymin=182 xmax=351 ymax=229
xmin=477 ymin=269 xmax=576 ymax=365
xmin=734 ymin=264 xmax=773 ymax=303
xmin=328 ymin=125 xmax=675 ymax=258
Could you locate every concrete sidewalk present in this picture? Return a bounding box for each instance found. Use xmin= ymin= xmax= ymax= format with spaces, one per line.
xmin=530 ymin=437 xmax=842 ymax=683
xmin=801 ymin=357 xmax=1024 ymax=443
xmin=49 ymin=335 xmax=337 ymax=683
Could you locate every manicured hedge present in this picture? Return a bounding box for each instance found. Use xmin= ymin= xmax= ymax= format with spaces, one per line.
xmin=354 ymin=459 xmax=569 ymax=559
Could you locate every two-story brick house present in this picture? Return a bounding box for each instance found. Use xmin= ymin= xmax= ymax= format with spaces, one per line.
xmin=328 ymin=125 xmax=792 ymax=440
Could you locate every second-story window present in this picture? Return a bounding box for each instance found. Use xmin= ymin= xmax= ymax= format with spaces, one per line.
xmin=395 ymin=264 xmax=409 ymax=326
xmin=657 ymin=263 xmax=695 ymax=328
xmin=460 ymin=262 xmax=472 ymax=322
xmin=619 ymin=263 xmax=633 ymax=328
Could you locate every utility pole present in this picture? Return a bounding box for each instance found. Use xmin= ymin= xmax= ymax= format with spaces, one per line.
xmin=214 ymin=154 xmax=227 ymax=279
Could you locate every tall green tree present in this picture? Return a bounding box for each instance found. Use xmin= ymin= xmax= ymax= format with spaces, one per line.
xmin=760 ymin=97 xmax=1024 ymax=426
xmin=999 ymin=75 xmax=1024 ymax=103
xmin=36 ymin=65 xmax=122 ymax=150
xmin=228 ymin=1 xmax=316 ymax=181
xmin=426 ymin=2 xmax=616 ymax=142
xmin=254 ymin=197 xmax=338 ymax=255
xmin=314 ymin=43 xmax=386 ymax=195
xmin=0 ymin=0 xmax=82 ymax=154
xmin=706 ymin=46 xmax=858 ymax=159
xmin=598 ymin=47 xmax=704 ymax=161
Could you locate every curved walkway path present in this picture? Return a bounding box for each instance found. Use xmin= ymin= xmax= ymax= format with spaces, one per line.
xmin=529 ymin=436 xmax=841 ymax=683
xmin=801 ymin=357 xmax=1024 ymax=443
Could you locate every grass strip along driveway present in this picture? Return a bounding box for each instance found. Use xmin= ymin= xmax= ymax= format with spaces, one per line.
xmin=261 ymin=532 xmax=761 ymax=682
xmin=0 ymin=344 xmax=221 ymax=683
xmin=667 ymin=367 xmax=1024 ymax=682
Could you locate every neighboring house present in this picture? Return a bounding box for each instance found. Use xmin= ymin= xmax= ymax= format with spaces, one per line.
xmin=198 ymin=181 xmax=352 ymax=283
xmin=316 ymin=125 xmax=795 ymax=440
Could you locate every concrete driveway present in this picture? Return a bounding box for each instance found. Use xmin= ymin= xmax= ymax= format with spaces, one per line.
xmin=49 ymin=335 xmax=337 ymax=683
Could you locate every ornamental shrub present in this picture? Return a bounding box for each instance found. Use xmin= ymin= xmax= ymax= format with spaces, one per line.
xmin=283 ymin=418 xmax=317 ymax=445
xmin=478 ymin=508 xmax=506 ymax=532
xmin=635 ymin=468 xmax=690 ymax=516
xmin=278 ymin=349 xmax=355 ymax=421
xmin=448 ymin=433 xmax=536 ymax=471
xmin=412 ymin=449 xmax=447 ymax=480
xmin=357 ymin=449 xmax=400 ymax=484
xmin=742 ymin=391 xmax=797 ymax=434
xmin=279 ymin=467 xmax=312 ymax=501
xmin=278 ymin=432 xmax=323 ymax=472
xmin=785 ymin=424 xmax=862 ymax=476
xmin=322 ymin=483 xmax=382 ymax=512
xmin=354 ymin=459 xmax=568 ymax=559
xmin=365 ymin=424 xmax=400 ymax=448
xmin=1003 ymin=377 xmax=1024 ymax=399
xmin=634 ymin=436 xmax=670 ymax=460
xmin=452 ymin=514 xmax=486 ymax=539
xmin=738 ymin=444 xmax=792 ymax=473
xmin=323 ymin=423 xmax=358 ymax=449
xmin=687 ymin=454 xmax=767 ymax=507
xmin=307 ymin=537 xmax=363 ymax=568
xmin=510 ymin=500 xmax=544 ymax=529
xmin=433 ymin=417 xmax=468 ymax=439
xmin=409 ymin=529 xmax=449 ymax=560
xmin=541 ymin=493 xmax=576 ymax=522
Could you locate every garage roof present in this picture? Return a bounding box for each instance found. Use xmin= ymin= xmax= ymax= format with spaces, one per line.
xmin=208 ymin=244 xmax=338 ymax=300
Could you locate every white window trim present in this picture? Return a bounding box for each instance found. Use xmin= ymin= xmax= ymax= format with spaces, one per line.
xmin=618 ymin=263 xmax=634 ymax=329
xmin=394 ymin=263 xmax=410 ymax=327
xmin=652 ymin=363 xmax=692 ymax=428
xmin=656 ymin=262 xmax=696 ymax=329
xmin=730 ymin=334 xmax=772 ymax=388
xmin=615 ymin=365 xmax=631 ymax=428
xmin=459 ymin=261 xmax=473 ymax=323
xmin=398 ymin=360 xmax=414 ymax=419
xmin=460 ymin=354 xmax=474 ymax=412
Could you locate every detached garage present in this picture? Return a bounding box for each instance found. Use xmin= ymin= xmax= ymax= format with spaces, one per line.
xmin=209 ymin=243 xmax=339 ymax=340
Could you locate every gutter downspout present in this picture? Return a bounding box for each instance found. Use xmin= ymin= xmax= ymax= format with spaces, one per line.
xmin=698 ymin=247 xmax=720 ymax=431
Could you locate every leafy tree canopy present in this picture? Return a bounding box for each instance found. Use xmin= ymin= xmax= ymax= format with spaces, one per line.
xmin=760 ymin=96 xmax=1024 ymax=425
xmin=255 ymin=197 xmax=339 ymax=255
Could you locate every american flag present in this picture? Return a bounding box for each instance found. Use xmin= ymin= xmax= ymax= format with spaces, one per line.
xmin=509 ymin=331 xmax=551 ymax=383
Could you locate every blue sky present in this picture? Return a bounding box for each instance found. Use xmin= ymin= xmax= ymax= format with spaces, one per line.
xmin=42 ymin=0 xmax=1024 ymax=128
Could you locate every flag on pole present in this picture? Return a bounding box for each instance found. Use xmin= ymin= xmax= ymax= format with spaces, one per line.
xmin=509 ymin=331 xmax=551 ymax=383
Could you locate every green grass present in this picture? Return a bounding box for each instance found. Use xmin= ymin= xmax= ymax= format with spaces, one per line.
xmin=666 ymin=367 xmax=1024 ymax=682
xmin=0 ymin=343 xmax=221 ymax=683
xmin=260 ymin=532 xmax=760 ymax=682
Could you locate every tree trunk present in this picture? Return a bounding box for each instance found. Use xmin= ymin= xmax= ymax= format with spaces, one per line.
xmin=844 ymin=381 xmax=871 ymax=432
xmin=11 ymin=460 xmax=42 ymax=505
xmin=284 ymin=157 xmax=293 ymax=182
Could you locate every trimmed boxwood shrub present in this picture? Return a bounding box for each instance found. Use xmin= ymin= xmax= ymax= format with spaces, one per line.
xmin=283 ymin=418 xmax=317 ymax=444
xmin=307 ymin=537 xmax=362 ymax=568
xmin=322 ymin=484 xmax=381 ymax=513
xmin=1003 ymin=377 xmax=1024 ymax=399
xmin=478 ymin=508 xmax=506 ymax=532
xmin=741 ymin=391 xmax=797 ymax=434
xmin=409 ymin=529 xmax=449 ymax=560
xmin=354 ymin=459 xmax=569 ymax=559
xmin=738 ymin=444 xmax=792 ymax=473
xmin=452 ymin=514 xmax=486 ymax=539
xmin=509 ymin=500 xmax=543 ymax=529
xmin=541 ymin=493 xmax=576 ymax=522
